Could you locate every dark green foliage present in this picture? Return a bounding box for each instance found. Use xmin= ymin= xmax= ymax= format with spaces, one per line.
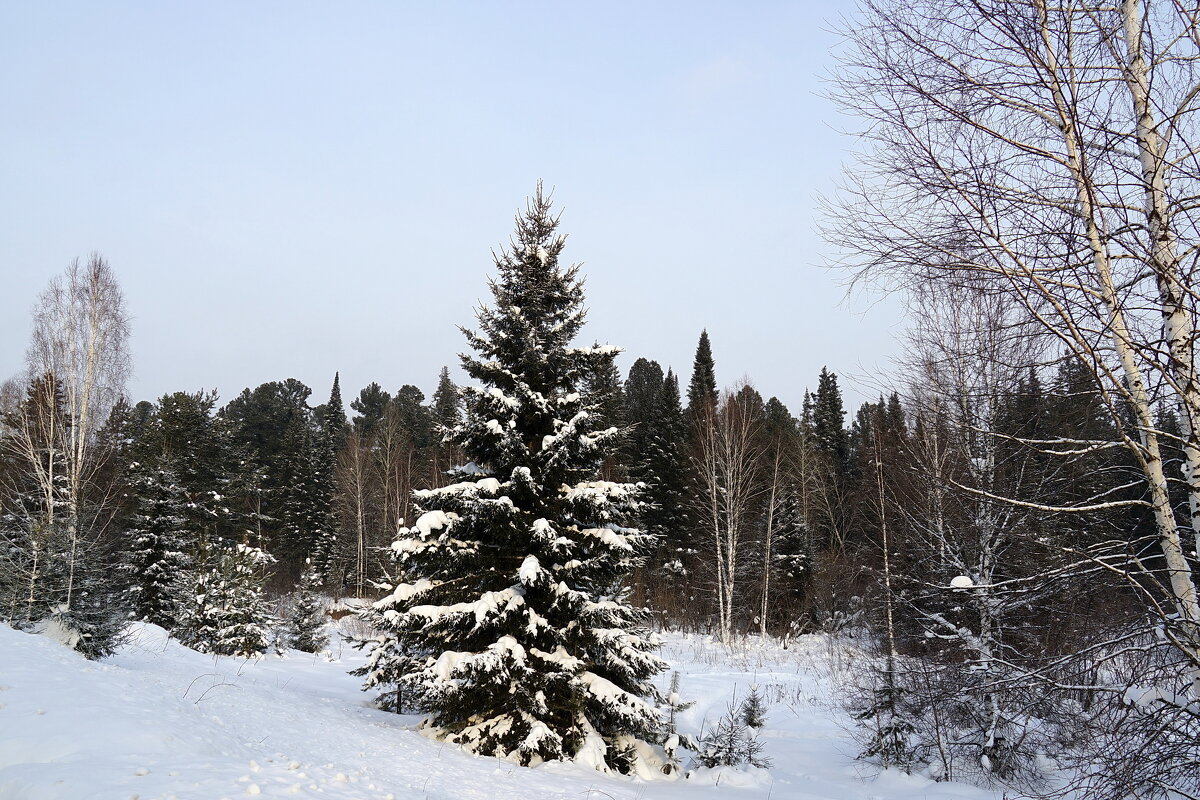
xmin=622 ymin=358 xmax=664 ymax=447
xmin=310 ymin=374 xmax=347 ymax=582
xmin=809 ymin=367 xmax=849 ymax=470
xmin=585 ymin=356 xmax=624 ymax=433
xmin=771 ymin=488 xmax=809 ymax=603
xmin=686 ymin=330 xmax=718 ymax=421
xmin=221 ymin=379 xmax=320 ymax=576
xmin=390 ymin=385 xmax=435 ymax=449
xmin=350 ymin=382 xmax=391 ymax=440
xmin=622 ymin=360 xmax=691 ymax=579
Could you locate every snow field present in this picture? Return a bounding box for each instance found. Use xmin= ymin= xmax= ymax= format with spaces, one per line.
xmin=0 ymin=622 xmax=1003 ymax=800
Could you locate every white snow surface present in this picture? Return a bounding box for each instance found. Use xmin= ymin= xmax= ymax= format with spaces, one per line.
xmin=0 ymin=622 xmax=1005 ymax=800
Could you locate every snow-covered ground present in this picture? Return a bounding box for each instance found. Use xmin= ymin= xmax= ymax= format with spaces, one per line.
xmin=0 ymin=621 xmax=1003 ymax=800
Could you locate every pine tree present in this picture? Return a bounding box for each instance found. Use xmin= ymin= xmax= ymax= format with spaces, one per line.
xmin=350 ymin=382 xmax=391 ymax=440
xmin=431 ymin=366 xmax=464 ymax=483
xmin=739 ymin=684 xmax=767 ymax=729
xmin=646 ymin=370 xmax=692 ymax=578
xmin=585 ymin=356 xmax=625 ymax=432
xmin=221 ymin=379 xmax=319 ymax=575
xmin=356 ymin=185 xmax=667 ymax=771
xmin=319 ymin=372 xmax=349 ymax=452
xmin=771 ymin=488 xmax=809 ymax=605
xmin=696 ymin=698 xmax=771 ymax=770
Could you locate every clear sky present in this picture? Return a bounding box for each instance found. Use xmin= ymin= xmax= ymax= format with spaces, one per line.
xmin=1 ymin=1 xmax=902 ymax=415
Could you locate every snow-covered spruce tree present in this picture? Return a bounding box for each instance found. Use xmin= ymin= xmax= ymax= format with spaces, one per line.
xmin=286 ymin=558 xmax=328 ymax=653
xmin=740 ymin=684 xmax=767 ymax=729
xmin=177 ymin=539 xmax=275 ymax=657
xmin=356 ymin=186 xmax=667 ymax=771
xmin=123 ymin=461 xmax=191 ymax=629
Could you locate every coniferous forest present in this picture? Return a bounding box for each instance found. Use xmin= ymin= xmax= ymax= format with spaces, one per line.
xmin=4 ymin=3 xmax=1200 ymax=799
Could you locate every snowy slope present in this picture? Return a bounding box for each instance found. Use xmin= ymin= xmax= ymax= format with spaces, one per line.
xmin=0 ymin=622 xmax=1003 ymax=800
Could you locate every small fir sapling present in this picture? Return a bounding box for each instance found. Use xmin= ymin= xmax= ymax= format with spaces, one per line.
xmin=662 ymin=671 xmax=697 ymax=774
xmin=740 ymin=683 xmax=767 ymax=729
xmin=695 ymin=696 xmax=771 ymax=770
xmin=854 ymin=681 xmax=917 ymax=771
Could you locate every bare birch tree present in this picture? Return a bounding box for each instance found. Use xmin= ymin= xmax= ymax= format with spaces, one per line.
xmin=1 ymin=255 xmax=130 ymax=652
xmin=25 ymin=257 xmax=129 ymax=594
xmin=830 ymin=1 xmax=1200 ymax=792
xmin=691 ymin=385 xmax=764 ymax=642
xmin=336 ymin=431 xmax=377 ymax=599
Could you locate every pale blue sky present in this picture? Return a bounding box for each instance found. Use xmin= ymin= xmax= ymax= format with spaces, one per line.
xmin=1 ymin=1 xmax=902 ymax=414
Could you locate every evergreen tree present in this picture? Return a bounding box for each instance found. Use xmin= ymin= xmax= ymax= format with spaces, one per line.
xmin=432 ymin=367 xmax=461 ymax=431
xmin=390 ymin=385 xmax=435 ymax=450
xmin=355 ymin=186 xmax=667 ymax=771
xmin=350 ymin=382 xmax=391 ymax=440
xmin=695 ymin=699 xmax=771 ymax=770
xmin=639 ymin=370 xmax=692 ymax=580
xmin=310 ymin=373 xmax=347 ymax=581
xmin=810 ymin=367 xmax=849 ymax=469
xmin=221 ymin=379 xmax=318 ymax=575
xmin=317 ymin=372 xmax=349 ymax=453
xmin=177 ymin=539 xmax=275 ymax=657
xmin=286 ymin=558 xmax=329 ymax=653
xmin=585 ymin=356 xmax=625 ymax=433
xmin=621 ymin=358 xmax=666 ymax=470
xmin=431 ymin=366 xmax=464 ymax=482
xmin=123 ymin=460 xmax=191 ymax=629
xmin=686 ymin=330 xmax=718 ymax=422
xmin=740 ymin=684 xmax=768 ymax=729
xmin=154 ymin=391 xmax=230 ymax=544
xmin=771 ymin=487 xmax=809 ymax=605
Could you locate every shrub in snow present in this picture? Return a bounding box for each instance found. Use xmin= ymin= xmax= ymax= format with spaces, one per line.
xmin=177 ymin=539 xmax=275 ymax=657
xmin=285 ymin=559 xmax=328 ymax=653
xmin=354 ymin=186 xmax=667 ymax=773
